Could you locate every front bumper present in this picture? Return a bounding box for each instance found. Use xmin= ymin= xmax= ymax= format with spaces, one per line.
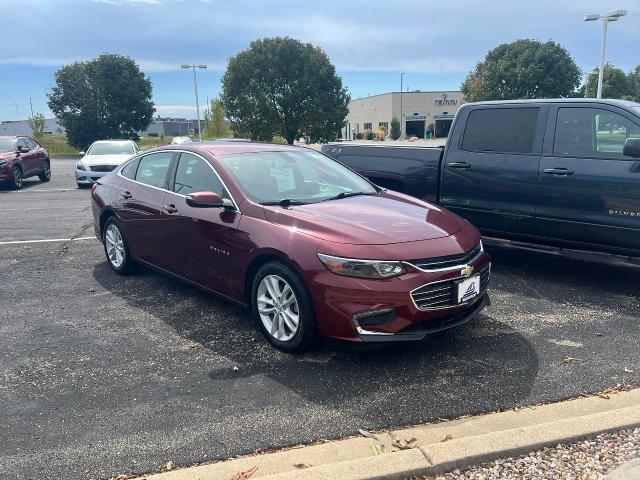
xmin=309 ymin=252 xmax=491 ymax=343
xmin=75 ymin=167 xmax=115 ymax=184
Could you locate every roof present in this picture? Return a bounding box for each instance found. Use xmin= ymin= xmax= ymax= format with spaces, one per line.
xmin=464 ymin=98 xmax=640 ymax=108
xmin=149 ymin=140 xmax=305 ymax=156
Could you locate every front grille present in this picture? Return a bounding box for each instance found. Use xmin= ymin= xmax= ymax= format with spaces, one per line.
xmin=89 ymin=165 xmax=117 ymax=172
xmin=411 ymin=263 xmax=490 ymax=310
xmin=409 ymin=243 xmax=482 ymax=271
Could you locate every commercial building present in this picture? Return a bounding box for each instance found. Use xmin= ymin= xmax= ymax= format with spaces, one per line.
xmin=344 ymin=91 xmax=464 ymax=139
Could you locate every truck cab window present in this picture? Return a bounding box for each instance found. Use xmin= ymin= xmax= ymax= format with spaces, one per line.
xmin=461 ymin=107 xmax=539 ymax=154
xmin=554 ymin=107 xmax=640 ymax=159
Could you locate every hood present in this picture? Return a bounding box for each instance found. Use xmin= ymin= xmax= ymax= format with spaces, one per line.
xmin=81 ymin=154 xmax=133 ymax=166
xmin=262 ymin=193 xmax=467 ymax=245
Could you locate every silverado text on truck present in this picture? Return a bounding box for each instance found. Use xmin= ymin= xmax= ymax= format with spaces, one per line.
xmin=322 ymin=99 xmax=640 ymax=257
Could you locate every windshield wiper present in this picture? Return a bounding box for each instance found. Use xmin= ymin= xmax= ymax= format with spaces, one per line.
xmin=260 ymin=199 xmax=308 ymax=207
xmin=323 ymin=191 xmax=376 ymax=201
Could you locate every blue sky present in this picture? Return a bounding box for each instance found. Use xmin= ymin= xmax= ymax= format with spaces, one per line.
xmin=0 ymin=0 xmax=638 ymax=121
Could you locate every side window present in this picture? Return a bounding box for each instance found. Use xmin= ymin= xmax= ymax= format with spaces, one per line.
xmin=17 ymin=138 xmax=28 ymax=150
xmin=120 ymin=158 xmax=140 ymax=179
xmin=554 ymin=107 xmax=640 ymax=159
xmin=134 ymin=152 xmax=173 ymax=188
xmin=173 ymin=153 xmax=228 ymax=197
xmin=461 ymin=107 xmax=540 ymax=154
xmin=25 ymin=138 xmax=37 ymax=150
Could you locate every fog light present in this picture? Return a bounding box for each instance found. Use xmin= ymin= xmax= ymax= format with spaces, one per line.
xmin=353 ymin=308 xmax=395 ymax=327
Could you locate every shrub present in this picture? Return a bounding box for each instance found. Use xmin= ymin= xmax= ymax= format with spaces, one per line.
xmin=390 ymin=117 xmax=401 ymax=140
xmin=355 ymin=132 xmax=364 ymax=140
xmin=364 ymin=129 xmax=375 ymax=140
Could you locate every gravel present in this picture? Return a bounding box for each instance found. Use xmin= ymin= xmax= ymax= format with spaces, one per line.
xmin=410 ymin=428 xmax=640 ymax=480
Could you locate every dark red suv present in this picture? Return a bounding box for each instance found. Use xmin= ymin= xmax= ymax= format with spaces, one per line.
xmin=0 ymin=136 xmax=51 ymax=189
xmin=91 ymin=142 xmax=490 ymax=352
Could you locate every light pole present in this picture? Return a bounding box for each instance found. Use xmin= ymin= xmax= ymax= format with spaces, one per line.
xmin=400 ymin=72 xmax=406 ymax=138
xmin=180 ymin=64 xmax=207 ymax=141
xmin=584 ymin=9 xmax=627 ymax=99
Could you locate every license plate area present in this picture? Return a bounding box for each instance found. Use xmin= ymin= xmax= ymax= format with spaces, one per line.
xmin=456 ymin=275 xmax=480 ymax=303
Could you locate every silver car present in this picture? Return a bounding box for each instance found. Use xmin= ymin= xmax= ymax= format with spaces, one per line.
xmin=75 ymin=140 xmax=139 ymax=188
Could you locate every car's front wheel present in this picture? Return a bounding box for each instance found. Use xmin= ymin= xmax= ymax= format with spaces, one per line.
xmin=103 ymin=217 xmax=135 ymax=274
xmin=9 ymin=165 xmax=22 ymax=190
xmin=38 ymin=159 xmax=51 ymax=182
xmin=251 ymin=262 xmax=317 ymax=353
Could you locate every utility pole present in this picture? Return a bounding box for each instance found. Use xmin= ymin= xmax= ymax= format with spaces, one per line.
xmin=180 ymin=64 xmax=207 ymax=141
xmin=400 ymin=72 xmax=406 ymax=138
xmin=29 ymin=98 xmax=34 ymax=118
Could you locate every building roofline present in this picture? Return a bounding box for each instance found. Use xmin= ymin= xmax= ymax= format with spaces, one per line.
xmin=349 ymin=91 xmax=462 ymax=102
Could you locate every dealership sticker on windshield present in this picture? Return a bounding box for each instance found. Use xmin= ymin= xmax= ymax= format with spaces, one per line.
xmin=457 ymin=276 xmax=480 ymax=303
xmin=275 ymin=164 xmax=296 ymax=192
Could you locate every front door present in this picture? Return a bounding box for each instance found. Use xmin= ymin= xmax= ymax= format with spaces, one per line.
xmin=440 ymin=104 xmax=547 ymax=237
xmin=17 ymin=138 xmax=38 ymax=174
xmin=161 ymin=152 xmax=245 ymax=298
xmin=536 ymin=104 xmax=640 ymax=253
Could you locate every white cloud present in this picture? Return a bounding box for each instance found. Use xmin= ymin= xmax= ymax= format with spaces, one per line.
xmin=93 ymin=0 xmax=162 ymax=5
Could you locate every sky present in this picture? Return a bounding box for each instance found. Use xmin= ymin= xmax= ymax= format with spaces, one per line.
xmin=0 ymin=0 xmax=638 ymax=121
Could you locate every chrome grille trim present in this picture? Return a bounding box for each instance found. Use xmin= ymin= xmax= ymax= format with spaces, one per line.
xmin=405 ymin=242 xmax=483 ymax=272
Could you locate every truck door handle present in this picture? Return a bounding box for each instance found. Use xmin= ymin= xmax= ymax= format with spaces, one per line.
xmin=120 ymin=191 xmax=132 ymax=199
xmin=163 ymin=204 xmax=178 ymax=213
xmin=543 ymin=168 xmax=574 ymax=176
xmin=447 ymin=162 xmax=471 ymax=169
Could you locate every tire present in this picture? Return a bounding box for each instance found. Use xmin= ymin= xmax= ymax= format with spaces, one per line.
xmin=9 ymin=165 xmax=23 ymax=190
xmin=102 ymin=217 xmax=135 ymax=275
xmin=38 ymin=158 xmax=51 ymax=182
xmin=251 ymin=262 xmax=317 ymax=353
xmin=77 ymin=183 xmax=91 ymax=189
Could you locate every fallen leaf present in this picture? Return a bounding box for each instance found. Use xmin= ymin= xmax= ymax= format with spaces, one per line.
xmin=595 ymin=333 xmax=604 ymax=337
xmin=437 ymin=417 xmax=449 ymax=423
xmin=233 ymin=366 xmax=239 ymax=372
xmin=293 ymin=463 xmax=313 ymax=469
xmin=358 ymin=429 xmax=378 ymax=440
xmin=371 ymin=441 xmax=384 ymax=456
xmin=23 ymin=246 xmax=32 ymax=251
xmin=185 ymin=341 xmax=200 ymax=349
xmin=563 ymin=356 xmax=580 ymax=364
xmin=230 ymin=466 xmax=258 ymax=480
xmin=624 ymin=367 xmax=634 ymax=373
xmin=441 ymin=434 xmax=454 ymax=442
xmin=114 ymin=475 xmax=128 ymax=480
xmin=597 ymin=392 xmax=610 ymax=399
xmin=163 ymin=461 xmax=174 ymax=471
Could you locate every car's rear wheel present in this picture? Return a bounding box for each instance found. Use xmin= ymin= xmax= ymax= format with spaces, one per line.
xmin=103 ymin=217 xmax=135 ymax=274
xmin=251 ymin=262 xmax=316 ymax=353
xmin=38 ymin=159 xmax=51 ymax=182
xmin=9 ymin=165 xmax=22 ymax=190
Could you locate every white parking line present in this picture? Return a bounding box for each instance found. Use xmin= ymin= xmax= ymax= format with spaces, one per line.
xmin=0 ymin=236 xmax=96 ymax=245
xmin=0 ymin=188 xmax=79 ymax=193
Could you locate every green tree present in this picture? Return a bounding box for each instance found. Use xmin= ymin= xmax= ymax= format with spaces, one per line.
xmin=204 ymin=97 xmax=231 ymax=138
xmin=48 ymin=53 xmax=155 ymax=150
xmin=221 ymin=37 xmax=350 ymax=144
xmin=390 ymin=116 xmax=401 ymax=140
xmin=27 ymin=113 xmax=46 ymax=138
xmin=461 ymin=39 xmax=581 ymax=101
xmin=585 ymin=64 xmax=630 ymax=99
xmin=626 ymin=65 xmax=640 ymax=102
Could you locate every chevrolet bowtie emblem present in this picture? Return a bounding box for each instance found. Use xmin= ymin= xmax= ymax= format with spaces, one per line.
xmin=461 ymin=265 xmax=474 ymax=277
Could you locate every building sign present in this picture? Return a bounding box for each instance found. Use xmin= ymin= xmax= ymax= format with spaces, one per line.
xmin=434 ymin=93 xmax=458 ymax=107
xmin=406 ymin=115 xmax=427 ymax=121
xmin=433 ymin=114 xmax=455 ymax=120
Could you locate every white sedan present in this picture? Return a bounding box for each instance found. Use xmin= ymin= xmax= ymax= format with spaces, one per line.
xmin=170 ymin=136 xmax=193 ymax=145
xmin=75 ymin=140 xmax=139 ymax=188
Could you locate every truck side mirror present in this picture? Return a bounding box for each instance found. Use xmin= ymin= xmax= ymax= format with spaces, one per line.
xmin=623 ymin=138 xmax=640 ymax=158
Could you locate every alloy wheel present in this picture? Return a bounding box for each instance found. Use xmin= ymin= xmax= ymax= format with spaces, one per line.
xmin=257 ymin=274 xmax=300 ymax=342
xmin=105 ymin=224 xmax=125 ymax=268
xmin=43 ymin=161 xmax=51 ymax=179
xmin=12 ymin=166 xmax=22 ymax=188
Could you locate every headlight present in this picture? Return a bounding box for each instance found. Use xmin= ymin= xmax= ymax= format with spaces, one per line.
xmin=76 ymin=161 xmax=86 ymax=171
xmin=0 ymin=160 xmax=7 ymax=167
xmin=317 ymin=253 xmax=406 ymax=279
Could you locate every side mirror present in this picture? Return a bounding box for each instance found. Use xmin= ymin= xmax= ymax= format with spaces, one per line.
xmin=186 ymin=191 xmax=235 ymax=210
xmin=78 ymin=151 xmax=85 ymax=156
xmin=623 ymin=138 xmax=640 ymax=158
xmin=17 ymin=146 xmax=29 ymax=154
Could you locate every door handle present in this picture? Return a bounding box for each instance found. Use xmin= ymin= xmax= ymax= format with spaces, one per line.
xmin=163 ymin=204 xmax=178 ymax=213
xmin=447 ymin=162 xmax=471 ymax=169
xmin=543 ymin=168 xmax=574 ymax=176
xmin=120 ymin=191 xmax=132 ymax=199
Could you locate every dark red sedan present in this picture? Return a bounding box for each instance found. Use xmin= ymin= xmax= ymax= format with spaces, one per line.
xmin=0 ymin=136 xmax=51 ymax=189
xmin=91 ymin=142 xmax=490 ymax=352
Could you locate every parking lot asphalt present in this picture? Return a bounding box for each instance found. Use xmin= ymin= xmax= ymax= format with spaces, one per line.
xmin=1 ymin=158 xmax=638 ymax=480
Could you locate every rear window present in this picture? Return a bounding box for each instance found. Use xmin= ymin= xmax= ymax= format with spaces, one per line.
xmin=461 ymin=107 xmax=540 ymax=154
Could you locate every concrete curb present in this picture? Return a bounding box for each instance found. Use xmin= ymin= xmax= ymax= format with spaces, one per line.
xmin=138 ymin=389 xmax=640 ymax=480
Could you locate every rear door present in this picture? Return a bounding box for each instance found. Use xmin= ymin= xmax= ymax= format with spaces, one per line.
xmin=537 ymin=104 xmax=640 ymax=253
xmin=115 ymin=151 xmax=176 ymax=266
xmin=440 ymin=104 xmax=547 ymax=236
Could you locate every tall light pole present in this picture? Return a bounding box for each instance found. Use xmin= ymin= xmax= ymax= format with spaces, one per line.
xmin=400 ymin=72 xmax=406 ymax=138
xmin=180 ymin=64 xmax=207 ymax=141
xmin=584 ymin=10 xmax=627 ymax=99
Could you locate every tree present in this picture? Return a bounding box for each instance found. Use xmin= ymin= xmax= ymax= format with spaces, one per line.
xmin=48 ymin=53 xmax=155 ymax=150
xmin=204 ymin=97 xmax=231 ymax=138
xmin=390 ymin=116 xmax=401 ymax=140
xmin=627 ymin=65 xmax=640 ymax=102
xmin=585 ymin=64 xmax=630 ymax=99
xmin=27 ymin=113 xmax=46 ymax=138
xmin=221 ymin=37 xmax=350 ymax=144
xmin=461 ymin=39 xmax=581 ymax=101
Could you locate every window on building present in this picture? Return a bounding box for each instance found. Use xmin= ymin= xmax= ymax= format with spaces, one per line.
xmin=461 ymin=108 xmax=540 ymax=154
xmin=363 ymin=123 xmax=372 ymax=131
xmin=554 ymin=107 xmax=640 ymax=159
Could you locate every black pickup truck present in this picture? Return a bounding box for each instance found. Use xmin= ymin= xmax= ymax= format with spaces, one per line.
xmin=321 ymin=98 xmax=640 ymax=257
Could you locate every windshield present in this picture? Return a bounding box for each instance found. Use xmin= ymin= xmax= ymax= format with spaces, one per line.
xmin=217 ymin=150 xmax=377 ymax=204
xmin=0 ymin=139 xmax=15 ymax=152
xmin=87 ymin=142 xmax=135 ymax=155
